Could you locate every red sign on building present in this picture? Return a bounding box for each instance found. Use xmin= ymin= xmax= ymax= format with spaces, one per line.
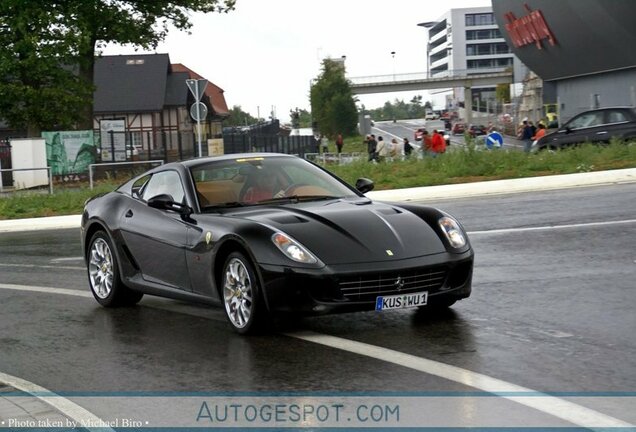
xmin=504 ymin=4 xmax=557 ymax=50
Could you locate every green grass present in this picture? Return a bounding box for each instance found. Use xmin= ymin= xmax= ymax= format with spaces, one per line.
xmin=327 ymin=139 xmax=636 ymax=189
xmin=1 ymin=140 xmax=635 ymax=220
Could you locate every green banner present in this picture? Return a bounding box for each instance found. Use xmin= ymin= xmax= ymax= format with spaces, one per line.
xmin=42 ymin=130 xmax=96 ymax=176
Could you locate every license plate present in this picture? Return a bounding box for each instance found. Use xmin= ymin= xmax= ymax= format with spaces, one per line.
xmin=375 ymin=291 xmax=428 ymax=311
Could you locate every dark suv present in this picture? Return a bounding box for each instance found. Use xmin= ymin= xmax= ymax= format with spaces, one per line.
xmin=534 ymin=107 xmax=636 ymax=151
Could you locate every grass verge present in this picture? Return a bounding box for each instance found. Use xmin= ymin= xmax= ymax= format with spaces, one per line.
xmin=1 ymin=141 xmax=635 ymax=220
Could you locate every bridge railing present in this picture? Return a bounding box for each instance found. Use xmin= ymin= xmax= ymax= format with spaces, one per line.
xmin=348 ymin=68 xmax=512 ymax=85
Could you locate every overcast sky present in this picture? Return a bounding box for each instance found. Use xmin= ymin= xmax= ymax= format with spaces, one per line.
xmin=102 ymin=0 xmax=491 ymax=121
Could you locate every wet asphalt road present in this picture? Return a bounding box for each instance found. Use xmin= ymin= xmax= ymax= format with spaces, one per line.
xmin=0 ymin=183 xmax=635 ymax=425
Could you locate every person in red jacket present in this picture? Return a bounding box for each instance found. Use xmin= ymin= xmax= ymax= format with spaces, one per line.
xmin=431 ymin=129 xmax=446 ymax=156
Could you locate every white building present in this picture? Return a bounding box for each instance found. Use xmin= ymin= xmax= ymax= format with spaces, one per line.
xmin=419 ymin=7 xmax=526 ymax=111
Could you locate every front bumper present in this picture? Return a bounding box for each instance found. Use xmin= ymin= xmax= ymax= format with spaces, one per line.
xmin=258 ymin=251 xmax=473 ymax=315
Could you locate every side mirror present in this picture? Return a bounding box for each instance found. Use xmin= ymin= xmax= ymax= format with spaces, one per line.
xmin=148 ymin=194 xmax=193 ymax=216
xmin=564 ymin=126 xmax=571 ymax=134
xmin=355 ymin=178 xmax=375 ymax=194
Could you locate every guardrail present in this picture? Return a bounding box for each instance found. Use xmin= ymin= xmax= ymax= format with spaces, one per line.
xmin=89 ymin=160 xmax=164 ymax=189
xmin=0 ymin=167 xmax=53 ymax=194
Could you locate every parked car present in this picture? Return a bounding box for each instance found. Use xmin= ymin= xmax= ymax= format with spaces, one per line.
xmin=451 ymin=123 xmax=466 ymax=135
xmin=534 ymin=107 xmax=636 ymax=151
xmin=81 ymin=154 xmax=474 ymax=334
xmin=414 ymin=128 xmax=427 ymax=141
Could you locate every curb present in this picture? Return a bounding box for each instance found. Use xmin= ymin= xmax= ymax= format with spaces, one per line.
xmin=1 ymin=168 xmax=635 ymax=233
xmin=366 ymin=167 xmax=636 ymax=202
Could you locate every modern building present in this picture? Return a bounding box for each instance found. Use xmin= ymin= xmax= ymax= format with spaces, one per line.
xmin=419 ymin=6 xmax=526 ymax=111
xmin=491 ymin=0 xmax=636 ymax=124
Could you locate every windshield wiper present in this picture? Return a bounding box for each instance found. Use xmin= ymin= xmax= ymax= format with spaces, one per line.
xmin=256 ymin=195 xmax=340 ymax=204
xmin=201 ymin=201 xmax=247 ymax=210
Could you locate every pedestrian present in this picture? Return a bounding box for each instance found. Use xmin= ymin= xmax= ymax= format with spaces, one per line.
xmin=366 ymin=134 xmax=377 ymax=162
xmin=422 ymin=130 xmax=433 ymax=156
xmin=335 ymin=133 xmax=344 ymax=154
xmin=431 ymin=129 xmax=446 ymax=156
xmin=403 ymin=137 xmax=413 ymax=158
xmin=391 ymin=137 xmax=404 ymax=160
xmin=532 ymin=123 xmax=546 ymax=142
xmin=320 ymin=134 xmax=329 ymax=154
xmin=529 ymin=121 xmax=537 ymax=138
xmin=519 ymin=120 xmax=534 ymax=152
xmin=376 ymin=136 xmax=389 ymax=162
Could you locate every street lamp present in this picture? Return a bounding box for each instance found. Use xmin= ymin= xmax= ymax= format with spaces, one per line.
xmin=391 ymin=51 xmax=396 ymax=82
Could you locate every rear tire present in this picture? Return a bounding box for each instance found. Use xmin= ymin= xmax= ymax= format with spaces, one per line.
xmin=87 ymin=230 xmax=143 ymax=307
xmin=222 ymin=252 xmax=268 ymax=334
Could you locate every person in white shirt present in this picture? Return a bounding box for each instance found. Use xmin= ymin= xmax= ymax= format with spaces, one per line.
xmin=391 ymin=138 xmax=404 ymax=160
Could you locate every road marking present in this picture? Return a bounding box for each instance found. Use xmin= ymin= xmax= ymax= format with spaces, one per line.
xmin=0 ymin=263 xmax=85 ymax=270
xmin=0 ymin=371 xmax=114 ymax=432
xmin=0 ymin=283 xmax=92 ymax=298
xmin=50 ymin=257 xmax=84 ymax=263
xmin=0 ymin=282 xmax=632 ymax=428
xmin=468 ymin=218 xmax=636 ymax=235
xmin=287 ymin=331 xmax=633 ymax=428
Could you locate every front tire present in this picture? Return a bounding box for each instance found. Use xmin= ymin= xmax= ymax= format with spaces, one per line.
xmin=222 ymin=252 xmax=268 ymax=334
xmin=87 ymin=230 xmax=143 ymax=307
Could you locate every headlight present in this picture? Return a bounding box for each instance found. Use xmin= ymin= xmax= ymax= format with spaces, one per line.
xmin=271 ymin=232 xmax=318 ymax=264
xmin=438 ymin=216 xmax=467 ymax=249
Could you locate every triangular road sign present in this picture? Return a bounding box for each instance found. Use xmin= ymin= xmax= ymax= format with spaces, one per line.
xmin=186 ymin=79 xmax=208 ymax=101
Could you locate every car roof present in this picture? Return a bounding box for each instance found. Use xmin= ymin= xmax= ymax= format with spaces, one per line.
xmin=160 ymin=152 xmax=298 ymax=171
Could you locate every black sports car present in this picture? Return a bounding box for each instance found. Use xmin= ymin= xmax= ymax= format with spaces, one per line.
xmin=82 ymin=154 xmax=474 ymax=334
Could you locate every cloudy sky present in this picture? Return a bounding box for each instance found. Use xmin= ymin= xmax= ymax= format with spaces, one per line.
xmin=103 ymin=0 xmax=490 ymax=121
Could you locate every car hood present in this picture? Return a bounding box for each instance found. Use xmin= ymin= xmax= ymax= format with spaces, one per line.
xmin=224 ymin=200 xmax=446 ymax=264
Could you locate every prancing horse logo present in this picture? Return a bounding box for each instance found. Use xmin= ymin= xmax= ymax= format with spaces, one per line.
xmin=394 ymin=276 xmax=404 ymax=290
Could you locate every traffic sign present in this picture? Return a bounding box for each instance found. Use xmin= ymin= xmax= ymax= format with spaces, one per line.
xmin=186 ymin=79 xmax=208 ymax=101
xmin=190 ymin=102 xmax=208 ymax=121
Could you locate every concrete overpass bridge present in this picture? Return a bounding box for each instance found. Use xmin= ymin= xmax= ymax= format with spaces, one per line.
xmin=348 ymin=69 xmax=513 ymax=124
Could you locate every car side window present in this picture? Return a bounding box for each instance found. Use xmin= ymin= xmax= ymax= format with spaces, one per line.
xmin=567 ymin=112 xmax=604 ymax=129
xmin=607 ymin=110 xmax=628 ymax=123
xmin=131 ymin=175 xmax=151 ymax=198
xmin=141 ymin=171 xmax=185 ymax=204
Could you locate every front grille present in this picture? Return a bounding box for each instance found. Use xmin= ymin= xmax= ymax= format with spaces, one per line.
xmin=338 ymin=267 xmax=448 ymax=302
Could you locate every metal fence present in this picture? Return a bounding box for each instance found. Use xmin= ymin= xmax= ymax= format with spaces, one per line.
xmin=222 ymin=134 xmax=319 ymax=158
xmin=0 ymin=130 xmax=319 ymax=192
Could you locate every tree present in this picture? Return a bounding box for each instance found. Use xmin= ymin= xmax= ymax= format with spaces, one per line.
xmin=496 ymin=83 xmax=511 ymax=103
xmin=225 ymin=105 xmax=258 ymax=127
xmin=310 ymin=59 xmax=357 ymax=138
xmin=0 ymin=3 xmax=90 ymax=136
xmin=0 ymin=0 xmax=235 ymax=136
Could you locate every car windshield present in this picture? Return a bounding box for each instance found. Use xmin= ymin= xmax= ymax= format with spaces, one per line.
xmin=190 ymin=156 xmax=360 ymax=210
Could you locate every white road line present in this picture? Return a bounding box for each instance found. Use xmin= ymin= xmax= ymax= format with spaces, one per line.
xmin=0 ymin=283 xmax=92 ymax=298
xmin=0 ymin=263 xmax=85 ymax=270
xmin=286 ymin=331 xmax=633 ymax=428
xmin=0 ymin=371 xmax=114 ymax=432
xmin=468 ymin=218 xmax=636 ymax=235
xmin=50 ymin=257 xmax=84 ymax=263
xmin=0 ymin=282 xmax=633 ymax=428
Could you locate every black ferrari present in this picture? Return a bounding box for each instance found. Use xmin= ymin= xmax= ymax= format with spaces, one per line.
xmin=82 ymin=153 xmax=474 ymax=334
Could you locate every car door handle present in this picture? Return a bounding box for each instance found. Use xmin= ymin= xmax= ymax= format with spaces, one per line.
xmin=125 ymin=209 xmax=134 ymax=218
xmin=595 ymin=131 xmax=608 ymax=135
